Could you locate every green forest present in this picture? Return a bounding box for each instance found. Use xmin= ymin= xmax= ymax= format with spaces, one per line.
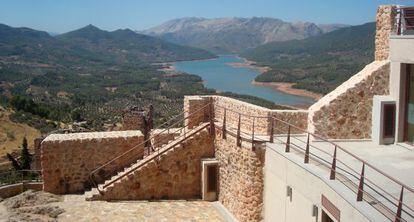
xmin=242 ymin=22 xmax=375 ymax=94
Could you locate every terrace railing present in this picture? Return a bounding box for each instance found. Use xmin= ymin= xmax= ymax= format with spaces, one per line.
xmin=396 ymin=6 xmax=414 ymax=35
xmin=214 ymin=105 xmax=414 ymax=222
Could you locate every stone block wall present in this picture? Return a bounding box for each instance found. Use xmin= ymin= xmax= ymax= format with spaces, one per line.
xmin=214 ymin=130 xmax=265 ymax=222
xmin=122 ymin=107 xmax=146 ymax=131
xmin=41 ymin=131 xmax=144 ymax=194
xmin=271 ymin=110 xmax=308 ymax=134
xmin=212 ymin=96 xmax=271 ymax=135
xmin=184 ymin=95 xmax=308 ymax=136
xmin=97 ymin=129 xmax=215 ymax=200
xmin=375 ymin=5 xmax=397 ymax=61
xmin=308 ymin=61 xmax=390 ymax=139
xmin=184 ymin=96 xmax=210 ymax=129
xmin=150 ymin=128 xmax=181 ymax=148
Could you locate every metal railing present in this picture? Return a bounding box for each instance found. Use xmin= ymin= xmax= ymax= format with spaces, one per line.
xmin=89 ymin=102 xmax=214 ymax=193
xmin=214 ymin=105 xmax=414 ymax=222
xmin=0 ymin=170 xmax=42 ymax=187
xmin=396 ymin=6 xmax=414 ymax=35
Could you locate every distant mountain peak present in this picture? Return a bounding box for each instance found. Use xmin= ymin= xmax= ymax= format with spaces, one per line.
xmin=141 ymin=17 xmax=347 ymax=53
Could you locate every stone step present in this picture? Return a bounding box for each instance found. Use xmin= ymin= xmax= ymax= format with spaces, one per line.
xmin=88 ymin=122 xmax=209 ymax=200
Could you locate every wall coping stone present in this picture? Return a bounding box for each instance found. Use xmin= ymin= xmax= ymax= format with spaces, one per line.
xmin=43 ymin=130 xmax=143 ymax=142
xmin=309 ymin=60 xmax=390 ymax=112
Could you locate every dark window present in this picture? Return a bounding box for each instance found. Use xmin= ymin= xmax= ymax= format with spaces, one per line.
xmin=207 ymin=165 xmax=217 ymax=192
xmin=322 ymin=211 xmax=335 ymax=222
xmin=383 ymin=104 xmax=396 ymax=138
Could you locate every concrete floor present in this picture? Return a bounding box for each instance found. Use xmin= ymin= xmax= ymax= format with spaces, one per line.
xmin=267 ymin=135 xmax=414 ymax=221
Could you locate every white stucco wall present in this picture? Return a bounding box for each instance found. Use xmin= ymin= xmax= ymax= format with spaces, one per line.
xmin=263 ymin=145 xmax=388 ymax=222
xmin=389 ymin=36 xmax=414 ymax=142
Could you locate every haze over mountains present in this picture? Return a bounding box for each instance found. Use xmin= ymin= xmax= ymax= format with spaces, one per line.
xmin=142 ymin=17 xmax=349 ymax=53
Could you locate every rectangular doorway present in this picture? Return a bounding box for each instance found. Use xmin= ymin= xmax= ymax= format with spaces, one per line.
xmin=404 ymin=64 xmax=414 ymax=142
xmin=322 ymin=211 xmax=335 ymax=222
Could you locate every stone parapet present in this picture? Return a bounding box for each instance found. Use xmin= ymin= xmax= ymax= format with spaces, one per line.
xmin=214 ymin=132 xmax=265 ymax=222
xmin=308 ymin=61 xmax=390 ymax=139
xmin=271 ymin=110 xmax=308 ymax=134
xmin=41 ymin=130 xmax=144 ymax=194
xmin=375 ymin=5 xmax=397 ymax=61
xmin=150 ymin=128 xmax=182 ymax=148
xmin=184 ymin=95 xmax=308 ymax=136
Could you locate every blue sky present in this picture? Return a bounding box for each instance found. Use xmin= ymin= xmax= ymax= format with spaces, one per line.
xmin=0 ymin=0 xmax=413 ymax=33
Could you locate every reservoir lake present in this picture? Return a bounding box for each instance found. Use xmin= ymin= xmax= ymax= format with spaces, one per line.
xmin=174 ymin=55 xmax=315 ymax=106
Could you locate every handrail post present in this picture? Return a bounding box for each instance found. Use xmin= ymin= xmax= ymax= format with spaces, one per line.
xmin=237 ymin=114 xmax=241 ymax=147
xmin=330 ymin=146 xmax=337 ymax=180
xmin=395 ymin=187 xmax=404 ymax=222
xmin=285 ymin=126 xmax=290 ymax=152
xmin=209 ymin=101 xmax=215 ymax=137
xmin=222 ymin=108 xmax=227 ymax=139
xmin=357 ymin=163 xmax=365 ymax=201
xmin=251 ymin=117 xmax=255 ymax=151
xmin=304 ymin=133 xmax=310 ymax=163
xmin=269 ymin=117 xmax=274 ymax=143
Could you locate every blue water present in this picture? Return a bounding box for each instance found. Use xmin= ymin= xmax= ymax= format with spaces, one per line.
xmin=174 ymin=55 xmax=314 ymax=106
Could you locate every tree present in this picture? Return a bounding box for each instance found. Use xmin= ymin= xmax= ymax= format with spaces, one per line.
xmin=20 ymin=137 xmax=32 ymax=170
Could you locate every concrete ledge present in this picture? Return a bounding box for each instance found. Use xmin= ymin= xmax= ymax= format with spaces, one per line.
xmin=0 ymin=182 xmax=43 ymax=199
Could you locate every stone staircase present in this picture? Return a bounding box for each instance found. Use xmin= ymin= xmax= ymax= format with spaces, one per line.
xmin=85 ymin=122 xmax=211 ymax=201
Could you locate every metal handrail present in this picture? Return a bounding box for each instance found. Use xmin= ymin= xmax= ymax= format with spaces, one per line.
xmin=214 ymin=105 xmax=414 ymax=221
xmin=102 ymin=122 xmax=209 ymax=190
xmin=89 ymin=102 xmax=212 ymax=193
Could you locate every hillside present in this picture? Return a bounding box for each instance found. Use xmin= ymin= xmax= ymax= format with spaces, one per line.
xmin=58 ymin=25 xmax=215 ymax=63
xmin=0 ymin=23 xmax=284 ymax=137
xmin=242 ymin=22 xmax=375 ymax=94
xmin=0 ymin=23 xmax=219 ymax=134
xmin=142 ymin=17 xmax=348 ymax=53
xmin=0 ymin=106 xmax=40 ymax=168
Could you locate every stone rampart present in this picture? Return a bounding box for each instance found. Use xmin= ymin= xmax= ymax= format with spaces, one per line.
xmin=97 ymin=129 xmax=214 ymax=200
xmin=375 ymin=5 xmax=397 ymax=61
xmin=150 ymin=128 xmax=181 ymax=148
xmin=184 ymin=95 xmax=308 ymax=136
xmin=41 ymin=131 xmax=144 ymax=194
xmin=214 ymin=130 xmax=265 ymax=222
xmin=271 ymin=110 xmax=308 ymax=134
xmin=308 ymin=61 xmax=390 ymax=139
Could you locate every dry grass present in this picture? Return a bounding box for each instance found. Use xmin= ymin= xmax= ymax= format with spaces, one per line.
xmin=0 ymin=106 xmax=40 ymax=164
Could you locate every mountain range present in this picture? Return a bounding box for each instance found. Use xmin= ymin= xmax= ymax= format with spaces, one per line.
xmin=0 ymin=23 xmax=215 ymax=66
xmin=142 ymin=17 xmax=349 ymax=53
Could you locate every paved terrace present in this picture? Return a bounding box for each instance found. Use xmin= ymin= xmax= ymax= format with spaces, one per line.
xmin=267 ymin=135 xmax=414 ymax=221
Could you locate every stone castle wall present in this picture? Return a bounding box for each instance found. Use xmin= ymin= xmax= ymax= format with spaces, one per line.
xmin=212 ymin=96 xmax=271 ymax=135
xmin=184 ymin=96 xmax=210 ymax=129
xmin=271 ymin=110 xmax=308 ymax=134
xmin=184 ymin=95 xmax=308 ymax=136
xmin=96 ymin=129 xmax=214 ymax=200
xmin=308 ymin=61 xmax=390 ymax=139
xmin=214 ymin=129 xmax=265 ymax=222
xmin=41 ymin=131 xmax=144 ymax=194
xmin=150 ymin=128 xmax=181 ymax=148
xmin=375 ymin=5 xmax=397 ymax=61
